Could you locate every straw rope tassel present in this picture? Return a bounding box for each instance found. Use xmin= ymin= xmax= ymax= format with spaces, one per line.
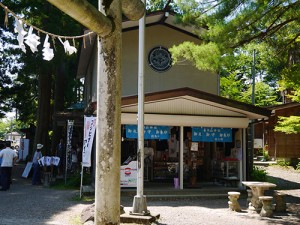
xmin=89 ymin=33 xmax=92 ymax=45
xmin=4 ymin=7 xmax=9 ymax=28
xmin=52 ymin=36 xmax=57 ymax=51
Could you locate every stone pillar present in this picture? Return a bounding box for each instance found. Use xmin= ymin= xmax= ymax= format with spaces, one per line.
xmin=95 ymin=0 xmax=122 ymax=224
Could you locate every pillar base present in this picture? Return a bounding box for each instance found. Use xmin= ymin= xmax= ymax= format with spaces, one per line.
xmin=130 ymin=195 xmax=150 ymax=216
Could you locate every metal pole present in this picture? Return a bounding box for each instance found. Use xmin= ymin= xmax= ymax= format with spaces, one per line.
xmin=180 ymin=126 xmax=184 ymax=189
xmin=79 ymin=163 xmax=84 ymax=198
xmin=252 ymin=49 xmax=256 ymax=105
xmin=249 ymin=49 xmax=256 ymax=178
xmin=131 ymin=0 xmax=149 ymax=215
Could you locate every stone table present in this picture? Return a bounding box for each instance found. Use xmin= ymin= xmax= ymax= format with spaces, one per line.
xmin=242 ymin=181 xmax=276 ymax=212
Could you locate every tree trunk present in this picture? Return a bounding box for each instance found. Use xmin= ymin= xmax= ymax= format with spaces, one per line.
xmin=51 ymin=62 xmax=66 ymax=152
xmin=34 ymin=71 xmax=52 ymax=155
xmin=94 ymin=0 xmax=122 ymax=224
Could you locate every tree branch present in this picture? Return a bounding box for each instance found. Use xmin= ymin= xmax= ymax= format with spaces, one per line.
xmin=277 ymin=33 xmax=300 ymax=55
xmin=232 ymin=17 xmax=300 ymax=48
xmin=236 ymin=1 xmax=283 ymax=32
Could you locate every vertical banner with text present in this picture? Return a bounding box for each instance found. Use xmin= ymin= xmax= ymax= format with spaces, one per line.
xmin=66 ymin=120 xmax=74 ymax=171
xmin=82 ymin=116 xmax=97 ymax=167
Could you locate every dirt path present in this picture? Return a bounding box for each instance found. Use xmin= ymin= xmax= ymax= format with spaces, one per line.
xmin=0 ymin=164 xmax=299 ymax=225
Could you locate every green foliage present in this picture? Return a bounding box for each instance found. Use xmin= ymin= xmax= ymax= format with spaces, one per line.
xmin=241 ymin=82 xmax=280 ymax=107
xmin=51 ymin=172 xmax=92 ymax=190
xmin=277 ymin=158 xmax=291 ymax=168
xmin=169 ymin=41 xmax=221 ymax=72
xmin=220 ymin=73 xmax=244 ymax=101
xmin=0 ymin=0 xmax=85 ymax=147
xmin=296 ymin=160 xmax=300 ymax=171
xmin=274 ymin=116 xmax=300 ymax=134
xmin=251 ymin=166 xmax=267 ymax=181
xmin=171 ymin=0 xmax=299 ymax=108
xmin=0 ymin=120 xmax=9 ymax=139
xmin=262 ymin=149 xmax=270 ymax=161
xmin=0 ymin=118 xmax=24 ymax=139
xmin=146 ymin=0 xmax=167 ymax=11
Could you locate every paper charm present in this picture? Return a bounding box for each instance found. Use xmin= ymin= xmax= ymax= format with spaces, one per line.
xmin=58 ymin=37 xmax=77 ymax=55
xmin=42 ymin=35 xmax=54 ymax=61
xmin=24 ymin=26 xmax=40 ymax=53
xmin=14 ymin=19 xmax=27 ymax=53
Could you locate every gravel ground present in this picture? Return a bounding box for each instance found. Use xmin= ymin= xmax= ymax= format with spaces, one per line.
xmin=0 ymin=164 xmax=299 ymax=225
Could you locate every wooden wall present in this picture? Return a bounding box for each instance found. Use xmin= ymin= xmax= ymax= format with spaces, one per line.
xmin=255 ymin=104 xmax=300 ymax=159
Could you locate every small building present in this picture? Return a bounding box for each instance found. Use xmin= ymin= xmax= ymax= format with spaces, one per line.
xmin=255 ymin=102 xmax=300 ymax=161
xmin=51 ymin=9 xmax=272 ymax=189
xmin=4 ymin=131 xmax=24 ymax=148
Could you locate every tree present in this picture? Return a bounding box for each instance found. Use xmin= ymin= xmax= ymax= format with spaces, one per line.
xmin=171 ymin=0 xmax=300 ymax=85
xmin=0 ymin=0 xmax=86 ymax=153
xmin=241 ymin=81 xmax=279 ymax=107
xmin=274 ymin=116 xmax=300 ymax=134
xmin=0 ymin=69 xmax=13 ymax=119
xmin=220 ymin=73 xmax=244 ymax=101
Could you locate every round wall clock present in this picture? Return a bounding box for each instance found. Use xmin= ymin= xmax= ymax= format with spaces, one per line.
xmin=148 ymin=46 xmax=172 ymax=72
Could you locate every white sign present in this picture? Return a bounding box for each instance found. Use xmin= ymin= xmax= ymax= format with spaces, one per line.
xmin=38 ymin=156 xmax=60 ymax=166
xmin=22 ymin=162 xmax=33 ymax=178
xmin=120 ymin=161 xmax=137 ymax=188
xmin=19 ymin=138 xmax=29 ymax=161
xmin=82 ymin=116 xmax=97 ymax=167
xmin=254 ymin=139 xmax=263 ymax=149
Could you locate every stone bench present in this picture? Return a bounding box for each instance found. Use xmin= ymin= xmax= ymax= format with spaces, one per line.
xmin=228 ymin=191 xmax=241 ymax=212
xmin=259 ymin=196 xmax=273 ymax=217
xmin=274 ymin=191 xmax=287 ymax=212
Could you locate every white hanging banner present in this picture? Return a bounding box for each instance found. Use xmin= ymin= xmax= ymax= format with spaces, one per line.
xmin=82 ymin=116 xmax=96 ymax=167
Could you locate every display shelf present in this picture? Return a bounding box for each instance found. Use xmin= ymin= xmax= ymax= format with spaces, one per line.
xmin=153 ymin=161 xmax=179 ymax=180
xmin=213 ymin=160 xmax=239 ymax=186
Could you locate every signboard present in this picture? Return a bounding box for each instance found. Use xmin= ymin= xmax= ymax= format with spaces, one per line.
xmin=19 ymin=138 xmax=29 ymax=161
xmin=120 ymin=161 xmax=137 ymax=187
xmin=82 ymin=116 xmax=97 ymax=167
xmin=126 ymin=125 xmax=169 ymax=140
xmin=22 ymin=162 xmax=33 ymax=178
xmin=254 ymin=139 xmax=263 ymax=149
xmin=66 ymin=120 xmax=74 ymax=171
xmin=192 ymin=127 xmax=232 ymax=142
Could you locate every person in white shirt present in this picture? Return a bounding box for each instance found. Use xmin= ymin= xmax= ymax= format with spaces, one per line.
xmin=0 ymin=144 xmax=18 ymax=191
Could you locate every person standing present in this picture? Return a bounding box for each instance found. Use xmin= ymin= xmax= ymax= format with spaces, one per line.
xmin=0 ymin=143 xmax=4 ymax=186
xmin=32 ymin=144 xmax=43 ymax=185
xmin=0 ymin=143 xmax=18 ymax=191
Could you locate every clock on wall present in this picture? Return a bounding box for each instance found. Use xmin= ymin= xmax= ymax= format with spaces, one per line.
xmin=148 ymin=46 xmax=172 ymax=72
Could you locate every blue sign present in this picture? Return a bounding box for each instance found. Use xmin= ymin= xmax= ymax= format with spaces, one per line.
xmin=192 ymin=127 xmax=232 ymax=142
xmin=126 ymin=125 xmax=170 ymax=140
